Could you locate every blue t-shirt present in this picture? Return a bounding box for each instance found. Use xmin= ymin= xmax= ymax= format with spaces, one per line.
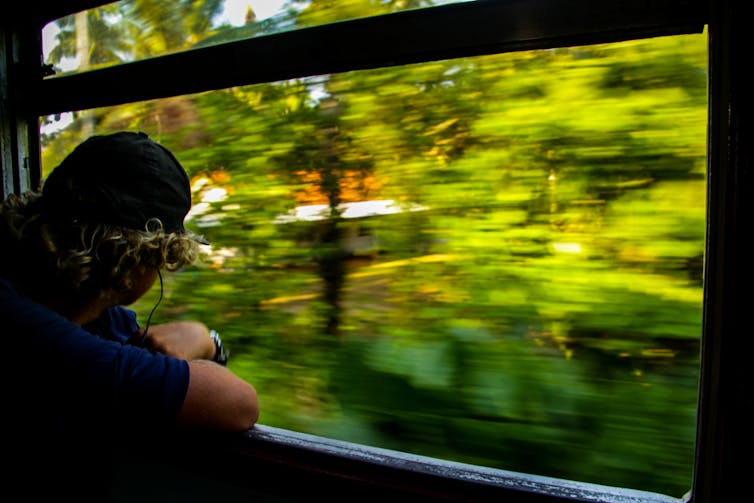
xmin=0 ymin=277 xmax=190 ymax=499
xmin=0 ymin=277 xmax=189 ymax=423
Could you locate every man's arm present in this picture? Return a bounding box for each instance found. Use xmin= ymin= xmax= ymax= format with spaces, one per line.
xmin=139 ymin=321 xmax=216 ymax=360
xmin=143 ymin=321 xmax=260 ymax=431
xmin=178 ymin=359 xmax=259 ymax=431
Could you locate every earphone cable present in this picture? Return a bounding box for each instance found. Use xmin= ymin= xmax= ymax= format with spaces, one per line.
xmin=140 ymin=268 xmax=164 ymax=347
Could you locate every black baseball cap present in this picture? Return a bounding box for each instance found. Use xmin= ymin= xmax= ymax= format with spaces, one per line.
xmin=42 ymin=131 xmax=208 ymax=244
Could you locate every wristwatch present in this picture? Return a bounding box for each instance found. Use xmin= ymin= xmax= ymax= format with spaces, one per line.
xmin=209 ymin=329 xmax=229 ymax=366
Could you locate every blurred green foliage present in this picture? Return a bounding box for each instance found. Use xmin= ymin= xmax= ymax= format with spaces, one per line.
xmin=41 ymin=1 xmax=707 ymax=497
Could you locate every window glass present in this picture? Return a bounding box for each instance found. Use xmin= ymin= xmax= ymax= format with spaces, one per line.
xmin=42 ymin=0 xmax=469 ymax=76
xmin=41 ymin=32 xmax=707 ymax=497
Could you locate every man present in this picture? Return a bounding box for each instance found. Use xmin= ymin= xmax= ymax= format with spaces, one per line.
xmin=0 ymin=131 xmax=258 ymax=499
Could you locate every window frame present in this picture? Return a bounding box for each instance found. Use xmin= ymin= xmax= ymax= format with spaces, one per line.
xmin=2 ymin=1 xmax=750 ymax=501
xmin=32 ymin=0 xmax=706 ymax=116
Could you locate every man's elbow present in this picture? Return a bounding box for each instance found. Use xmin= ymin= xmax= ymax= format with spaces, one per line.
xmin=180 ymin=361 xmax=260 ymax=432
xmin=235 ymin=383 xmax=260 ymax=431
xmin=220 ymin=380 xmax=259 ymax=432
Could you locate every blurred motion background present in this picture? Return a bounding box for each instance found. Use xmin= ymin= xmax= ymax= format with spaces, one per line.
xmin=40 ymin=0 xmax=708 ymax=497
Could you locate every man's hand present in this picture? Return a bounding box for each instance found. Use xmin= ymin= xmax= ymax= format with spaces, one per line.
xmin=138 ymin=321 xmax=216 ymax=360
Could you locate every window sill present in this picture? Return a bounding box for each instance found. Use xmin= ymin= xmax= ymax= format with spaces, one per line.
xmin=110 ymin=424 xmax=685 ymax=503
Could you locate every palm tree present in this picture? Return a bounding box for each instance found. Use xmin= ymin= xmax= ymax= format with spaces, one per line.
xmin=46 ymin=3 xmax=131 ymax=71
xmin=125 ymin=0 xmax=224 ymax=58
xmin=44 ymin=1 xmax=225 ymax=141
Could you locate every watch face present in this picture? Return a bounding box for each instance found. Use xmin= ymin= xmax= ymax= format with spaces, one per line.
xmin=210 ymin=330 xmax=229 ymax=365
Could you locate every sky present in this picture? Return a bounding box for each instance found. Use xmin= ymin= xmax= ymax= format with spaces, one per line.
xmin=215 ymin=0 xmax=287 ymax=26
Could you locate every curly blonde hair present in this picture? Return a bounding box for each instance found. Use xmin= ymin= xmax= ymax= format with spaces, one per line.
xmin=0 ymin=191 xmax=200 ymax=300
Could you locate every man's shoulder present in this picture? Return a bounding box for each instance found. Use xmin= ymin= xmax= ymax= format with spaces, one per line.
xmin=85 ymin=305 xmax=139 ymax=343
xmin=0 ymin=276 xmax=42 ymax=315
xmin=0 ymin=276 xmax=17 ymax=294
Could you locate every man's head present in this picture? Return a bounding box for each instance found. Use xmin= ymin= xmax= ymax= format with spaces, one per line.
xmin=1 ymin=131 xmax=204 ymax=301
xmin=42 ymin=131 xmax=203 ymax=239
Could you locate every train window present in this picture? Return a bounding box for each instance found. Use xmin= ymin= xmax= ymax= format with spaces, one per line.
xmin=40 ymin=20 xmax=707 ymax=497
xmin=42 ymin=0 xmax=472 ymax=77
xmin=11 ymin=0 xmax=752 ymax=502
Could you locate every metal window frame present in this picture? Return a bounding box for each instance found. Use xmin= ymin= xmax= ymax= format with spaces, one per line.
xmin=2 ymin=1 xmax=750 ymax=501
